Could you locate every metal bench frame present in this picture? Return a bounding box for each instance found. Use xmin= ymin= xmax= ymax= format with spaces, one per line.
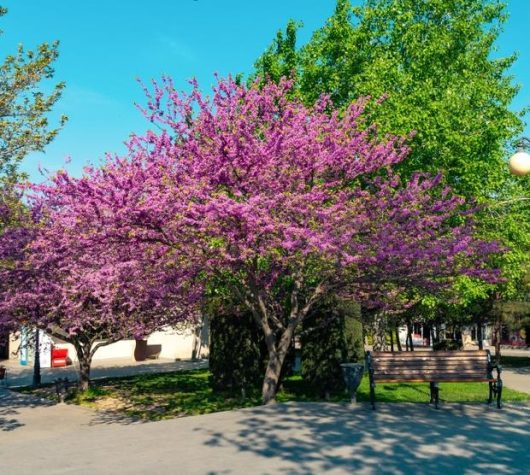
xmin=366 ymin=350 xmax=503 ymax=410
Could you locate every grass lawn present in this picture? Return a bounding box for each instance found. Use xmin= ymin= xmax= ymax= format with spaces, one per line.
xmin=20 ymin=368 xmax=530 ymax=422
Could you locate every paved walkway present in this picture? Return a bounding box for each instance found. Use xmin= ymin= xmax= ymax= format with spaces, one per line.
xmin=1 ymin=352 xmax=528 ymax=474
xmin=0 ymin=357 xmax=207 ymax=387
xmin=1 ymin=396 xmax=529 ymax=475
xmin=502 ymin=367 xmax=530 ymax=394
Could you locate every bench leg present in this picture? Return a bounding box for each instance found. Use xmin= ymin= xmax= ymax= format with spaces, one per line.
xmin=488 ymin=381 xmax=493 ymax=404
xmin=430 ymin=382 xmax=440 ymax=409
xmin=496 ymin=379 xmax=503 ymax=409
xmin=429 ymin=382 xmax=435 ymax=404
xmin=370 ymin=382 xmax=376 ymax=410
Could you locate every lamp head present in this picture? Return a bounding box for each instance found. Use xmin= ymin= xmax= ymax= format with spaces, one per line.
xmin=508 ymin=138 xmax=530 ymax=176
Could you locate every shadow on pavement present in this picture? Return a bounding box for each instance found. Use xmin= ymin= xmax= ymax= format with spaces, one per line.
xmin=3 ymin=359 xmax=208 ymax=388
xmin=0 ymin=388 xmax=54 ymax=432
xmin=198 ymin=402 xmax=530 ymax=474
xmin=507 ymin=367 xmax=530 ymax=375
xmin=88 ymin=408 xmax=144 ymax=426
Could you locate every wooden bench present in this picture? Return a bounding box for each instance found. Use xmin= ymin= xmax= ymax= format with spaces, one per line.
xmin=366 ymin=350 xmax=502 ymax=410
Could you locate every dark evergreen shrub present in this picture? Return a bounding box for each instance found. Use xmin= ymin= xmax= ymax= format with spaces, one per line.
xmin=301 ymin=298 xmax=364 ymax=397
xmin=209 ymin=312 xmax=267 ymax=393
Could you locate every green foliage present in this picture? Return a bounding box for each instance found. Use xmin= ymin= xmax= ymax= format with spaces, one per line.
xmin=209 ymin=312 xmax=267 ymax=393
xmin=257 ymin=0 xmax=524 ymax=196
xmin=433 ymin=340 xmax=463 ymax=351
xmin=301 ymin=298 xmax=363 ymax=396
xmin=254 ymin=19 xmax=299 ymax=85
xmin=0 ymin=7 xmax=66 ymax=253
xmin=254 ymin=0 xmax=530 ymax=313
xmin=341 ymin=300 xmax=365 ymax=363
xmin=0 ymin=7 xmax=67 ymax=184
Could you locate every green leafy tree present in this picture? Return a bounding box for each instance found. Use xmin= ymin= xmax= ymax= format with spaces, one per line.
xmin=256 ymin=0 xmax=524 ymax=198
xmin=1 ymin=7 xmax=65 ymax=382
xmin=0 ymin=6 xmax=66 ymax=185
xmin=254 ymin=0 xmax=530 ymax=328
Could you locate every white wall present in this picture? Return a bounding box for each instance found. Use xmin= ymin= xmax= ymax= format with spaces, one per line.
xmin=52 ymin=326 xmax=209 ymax=362
xmin=10 ymin=323 xmax=210 ymax=363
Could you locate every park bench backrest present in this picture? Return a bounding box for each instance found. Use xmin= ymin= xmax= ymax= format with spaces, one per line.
xmin=368 ymin=350 xmax=493 ymax=383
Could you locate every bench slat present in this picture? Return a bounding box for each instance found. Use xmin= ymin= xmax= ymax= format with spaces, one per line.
xmin=375 ymin=372 xmax=487 ymax=379
xmin=374 ymin=372 xmax=489 ymax=378
xmin=374 ymin=364 xmax=488 ymax=371
xmin=373 ymin=360 xmax=488 ymax=368
xmin=372 ymin=351 xmax=487 ymax=357
xmin=373 ymin=356 xmax=486 ymax=362
xmin=374 ymin=363 xmax=486 ymax=369
xmin=375 ymin=367 xmax=488 ymax=373
xmin=374 ymin=376 xmax=495 ymax=383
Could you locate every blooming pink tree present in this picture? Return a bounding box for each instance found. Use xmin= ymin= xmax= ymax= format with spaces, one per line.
xmin=48 ymin=77 xmax=496 ymax=403
xmin=0 ymin=191 xmax=200 ymax=390
xmin=1 ymin=77 xmax=499 ymax=401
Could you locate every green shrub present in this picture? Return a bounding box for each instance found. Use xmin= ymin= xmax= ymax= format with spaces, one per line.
xmin=340 ymin=300 xmax=364 ymax=363
xmin=209 ymin=312 xmax=267 ymax=393
xmin=301 ymin=298 xmax=364 ymax=397
xmin=433 ymin=339 xmax=462 ymax=351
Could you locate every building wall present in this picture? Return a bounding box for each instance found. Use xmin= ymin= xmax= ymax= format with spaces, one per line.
xmin=7 ymin=323 xmax=210 ymax=364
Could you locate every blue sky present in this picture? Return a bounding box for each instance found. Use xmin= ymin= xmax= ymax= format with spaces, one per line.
xmin=1 ymin=0 xmax=529 ymax=182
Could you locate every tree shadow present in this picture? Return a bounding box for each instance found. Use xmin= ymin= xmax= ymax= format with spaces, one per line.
xmin=88 ymin=408 xmax=145 ymax=426
xmin=0 ymin=388 xmax=54 ymax=432
xmin=506 ymin=367 xmax=530 ymax=375
xmin=196 ymin=402 xmax=530 ymax=474
xmin=4 ymin=358 xmax=208 ymax=388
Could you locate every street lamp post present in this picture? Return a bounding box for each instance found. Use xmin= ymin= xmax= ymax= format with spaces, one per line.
xmin=508 ymin=137 xmax=530 ymax=176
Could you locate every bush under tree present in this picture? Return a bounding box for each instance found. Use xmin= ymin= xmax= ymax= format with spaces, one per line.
xmin=209 ymin=312 xmax=267 ymax=394
xmin=301 ymin=298 xmax=364 ymax=398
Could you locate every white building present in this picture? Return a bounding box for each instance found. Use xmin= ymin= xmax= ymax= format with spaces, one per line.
xmin=0 ymin=323 xmax=209 ymax=367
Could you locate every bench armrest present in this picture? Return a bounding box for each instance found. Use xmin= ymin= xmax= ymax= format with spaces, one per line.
xmin=486 ymin=350 xmax=502 ymax=379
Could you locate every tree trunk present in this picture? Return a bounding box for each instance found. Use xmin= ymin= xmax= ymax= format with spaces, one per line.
xmin=78 ymin=354 xmax=92 ymax=391
xmin=406 ymin=321 xmax=414 ymax=351
xmin=191 ymin=316 xmax=204 ymax=361
xmin=262 ymin=351 xmax=285 ymax=404
xmin=477 ymin=321 xmax=483 ymax=351
xmin=389 ymin=327 xmax=394 ymax=352
xmin=494 ymin=316 xmax=502 ymax=365
xmin=373 ymin=314 xmax=387 ymax=351
xmin=395 ymin=323 xmax=402 ymax=352
xmin=73 ymin=342 xmax=93 ymax=391
xmin=262 ymin=327 xmax=294 ymax=405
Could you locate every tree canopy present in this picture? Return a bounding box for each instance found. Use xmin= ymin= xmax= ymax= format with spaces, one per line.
xmin=254 ymin=0 xmax=530 ymax=312
xmin=0 ymin=6 xmax=66 ymax=185
xmin=18 ymin=76 xmax=495 ymax=401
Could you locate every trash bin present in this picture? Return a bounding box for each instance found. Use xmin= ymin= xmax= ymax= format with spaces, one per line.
xmin=340 ymin=363 xmax=364 ymax=403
